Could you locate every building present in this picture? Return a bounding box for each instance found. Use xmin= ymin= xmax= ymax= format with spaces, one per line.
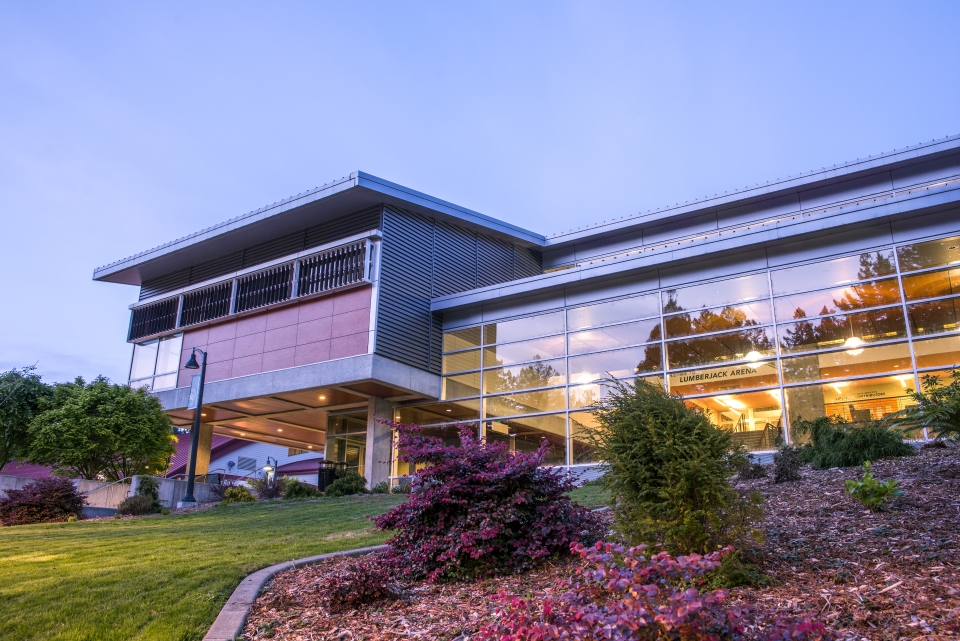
xmin=164 ymin=436 xmax=323 ymax=485
xmin=94 ymin=136 xmax=960 ymax=487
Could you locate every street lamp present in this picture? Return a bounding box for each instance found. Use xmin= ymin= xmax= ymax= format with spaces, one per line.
xmin=263 ymin=457 xmax=277 ymax=482
xmin=181 ymin=348 xmax=207 ymax=505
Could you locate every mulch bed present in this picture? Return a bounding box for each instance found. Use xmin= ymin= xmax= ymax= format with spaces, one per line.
xmin=243 ymin=445 xmax=960 ymax=641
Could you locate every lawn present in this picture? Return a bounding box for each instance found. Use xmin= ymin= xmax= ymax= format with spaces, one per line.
xmin=0 ymin=494 xmax=404 ymax=641
xmin=0 ymin=486 xmax=607 ymax=641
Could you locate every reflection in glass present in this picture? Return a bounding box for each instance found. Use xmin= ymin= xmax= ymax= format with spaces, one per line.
xmin=771 ymin=250 xmax=896 ymax=295
xmin=896 ymin=235 xmax=960 ymax=273
xmin=130 ymin=340 xmax=159 ymax=381
xmin=152 ymin=373 xmax=177 ymax=391
xmin=780 ymin=342 xmax=913 ymax=384
xmin=395 ymin=424 xmax=479 ymax=476
xmin=664 ymin=301 xmax=772 ymax=339
xmin=666 ymin=327 xmax=776 ymax=370
xmin=686 ymin=389 xmax=783 ymax=451
xmin=483 ymin=335 xmax=565 ymax=367
xmin=329 ymin=434 xmax=366 ymax=476
xmin=668 ymin=361 xmax=779 ymax=396
xmin=913 ymin=335 xmax=960 ymax=370
xmin=569 ymin=411 xmax=601 ymax=464
xmin=569 ymin=376 xmax=662 ymax=409
xmin=483 ymin=388 xmax=566 ymax=417
xmin=568 ymin=344 xmax=663 ymax=384
xmin=155 ymin=334 xmax=183 ymax=375
xmin=328 ymin=413 xmax=367 ymax=435
xmin=568 ymin=318 xmax=660 ymax=354
xmin=901 ymin=266 xmax=960 ymax=301
xmin=662 ymin=273 xmax=769 ymax=314
xmin=483 ymin=359 xmax=566 ymax=394
xmin=483 ymin=311 xmax=564 ymax=345
xmin=907 ymin=296 xmax=960 ymax=337
xmin=784 ymin=375 xmax=916 ymax=431
xmin=442 ymin=372 xmax=480 ymax=399
xmin=567 ymin=293 xmax=659 ymax=331
xmin=443 ymin=327 xmax=482 ymax=352
xmin=774 ymin=278 xmax=901 ymax=321
xmin=442 ymin=349 xmax=480 ymax=374
xmin=485 ymin=413 xmax=566 ymax=465
xmin=396 ymin=399 xmax=480 ymax=426
xmin=777 ymin=306 xmax=907 ymax=354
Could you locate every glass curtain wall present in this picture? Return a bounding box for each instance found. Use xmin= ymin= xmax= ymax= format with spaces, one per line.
xmin=129 ymin=333 xmax=183 ymax=391
xmin=422 ymin=233 xmax=960 ymax=466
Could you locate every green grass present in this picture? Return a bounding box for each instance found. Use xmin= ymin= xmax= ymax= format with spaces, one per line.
xmin=568 ymin=483 xmax=610 ymax=510
xmin=0 ymin=495 xmax=403 ymax=641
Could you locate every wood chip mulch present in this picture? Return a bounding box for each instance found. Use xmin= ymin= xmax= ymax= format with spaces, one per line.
xmin=243 ymin=445 xmax=960 ymax=641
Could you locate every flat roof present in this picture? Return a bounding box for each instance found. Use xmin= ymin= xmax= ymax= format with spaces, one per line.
xmin=93 ymin=171 xmax=546 ymax=286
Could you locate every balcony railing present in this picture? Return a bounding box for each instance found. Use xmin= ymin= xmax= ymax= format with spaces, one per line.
xmin=127 ymin=237 xmax=373 ymax=342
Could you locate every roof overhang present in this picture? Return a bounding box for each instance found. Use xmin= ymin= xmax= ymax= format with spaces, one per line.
xmin=93 ymin=171 xmax=545 ymax=286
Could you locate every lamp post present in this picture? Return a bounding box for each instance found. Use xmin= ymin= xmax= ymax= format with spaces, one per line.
xmin=263 ymin=457 xmax=277 ymax=483
xmin=181 ymin=348 xmax=207 ymax=505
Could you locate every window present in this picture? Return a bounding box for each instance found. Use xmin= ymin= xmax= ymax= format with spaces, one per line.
xmin=685 ymin=389 xmax=783 ymax=451
xmin=664 ymin=301 xmax=772 ymax=339
xmin=288 ymin=448 xmax=308 ymax=456
xmin=567 ymin=318 xmax=661 ymax=354
xmin=896 ymin=235 xmax=960 ymax=272
xmin=666 ymin=327 xmax=776 ymax=370
xmin=568 ymin=376 xmax=662 ymax=409
xmin=566 ymin=293 xmax=659 ymax=331
xmin=783 ymin=375 xmax=915 ymax=434
xmin=442 ymin=349 xmax=480 ymax=374
xmin=483 ymin=311 xmax=564 ymax=345
xmin=483 ymin=359 xmax=566 ymax=394
xmin=569 ymin=411 xmax=602 ymax=464
xmin=901 ymin=266 xmax=960 ymax=301
xmin=441 ymin=372 xmax=481 ymax=399
xmin=568 ymin=344 xmax=663 ymax=384
xmin=777 ymin=307 xmax=907 ymax=354
xmin=237 ymin=456 xmax=257 ymax=471
xmin=771 ymin=250 xmax=896 ymax=295
xmin=443 ymin=326 xmax=482 ymax=352
xmin=907 ymin=295 xmax=960 ymax=337
xmin=780 ymin=342 xmax=913 ymax=384
xmin=668 ymin=360 xmax=779 ymax=396
xmin=396 ymin=400 xmax=480 ymax=425
xmin=484 ymin=389 xmax=566 ymax=418
xmin=327 ymin=412 xmax=367 ymax=476
xmin=913 ymin=334 xmax=960 ymax=370
xmin=485 ymin=413 xmax=566 ymax=465
xmin=773 ymin=278 xmax=902 ymax=321
xmin=482 ymin=335 xmax=565 ymax=367
xmin=128 ymin=333 xmax=183 ymax=391
xmin=662 ymin=273 xmax=769 ymax=314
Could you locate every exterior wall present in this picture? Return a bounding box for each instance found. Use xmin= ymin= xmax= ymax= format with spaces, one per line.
xmin=206 ymin=440 xmax=323 ymax=480
xmin=177 ymin=286 xmax=372 ymax=387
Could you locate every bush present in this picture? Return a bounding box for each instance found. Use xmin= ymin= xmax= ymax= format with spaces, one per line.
xmin=0 ymin=477 xmax=86 ymax=526
xmin=738 ymin=461 xmax=768 ymax=481
xmin=322 ymin=553 xmax=398 ymax=613
xmin=845 ymin=461 xmax=902 ymax=511
xmin=480 ymin=541 xmax=834 ymax=641
xmin=326 ymin=471 xmax=368 ymax=497
xmin=283 ymin=479 xmax=321 ymax=500
xmin=220 ymin=486 xmax=255 ymax=504
xmin=161 ymin=507 xmax=170 ymax=515
xmin=587 ymin=378 xmax=762 ymax=555
xmin=374 ymin=420 xmax=605 ymax=583
xmin=248 ymin=474 xmax=289 ymax=500
xmin=371 ymin=480 xmax=389 ymax=494
xmin=391 ymin=478 xmax=412 ymax=494
xmin=774 ymin=445 xmax=803 ymax=483
xmin=794 ymin=416 xmax=915 ymax=469
xmin=117 ymin=494 xmax=156 ymax=516
xmin=886 ymin=368 xmax=960 ymax=439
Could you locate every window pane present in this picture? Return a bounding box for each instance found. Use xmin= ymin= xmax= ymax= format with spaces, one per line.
xmin=329 ymin=434 xmax=366 ymax=476
xmin=443 ymin=327 xmax=482 ymax=352
xmin=483 ymin=359 xmax=566 ymax=394
xmin=394 ymin=424 xmax=478 ymax=476
xmin=130 ymin=340 xmax=159 ymax=380
xmin=442 ymin=349 xmax=480 ymax=374
xmin=777 ymin=307 xmax=907 ymax=354
xmin=897 ymin=235 xmax=960 ymax=272
xmin=771 ymin=250 xmax=896 ymax=295
xmin=483 ymin=311 xmax=564 ymax=345
xmin=568 ymin=344 xmax=663 ymax=384
xmin=685 ymin=389 xmax=784 ymax=451
xmin=152 ymin=373 xmax=177 ymax=391
xmin=567 ymin=293 xmax=659 ymax=331
xmin=668 ymin=361 xmax=779 ymax=396
xmin=483 ymin=335 xmax=565 ymax=367
xmin=396 ymin=399 xmax=480 ymax=425
xmin=155 ymin=334 xmax=183 ymax=375
xmin=665 ymin=327 xmax=776 ymax=370
xmin=128 ymin=378 xmax=153 ymax=390
xmin=569 ymin=375 xmax=662 ymax=409
xmin=442 ymin=372 xmax=481 ymax=399
xmin=570 ymin=411 xmax=601 ymax=464
xmin=907 ymin=295 xmax=960 ymax=337
xmin=327 ymin=413 xmax=367 ymax=435
xmin=774 ymin=278 xmax=902 ymax=321
xmin=486 ymin=414 xmax=566 ymax=465
xmin=664 ymin=301 xmax=772 ymax=339
xmin=568 ymin=318 xmax=661 ymax=354
xmin=781 ymin=342 xmax=913 ymax=384
xmin=901 ymin=266 xmax=960 ymax=301
xmin=662 ymin=273 xmax=769 ymax=314
xmin=784 ymin=375 xmax=916 ymax=434
xmin=913 ymin=334 xmax=960 ymax=369
xmin=483 ymin=389 xmax=567 ymax=417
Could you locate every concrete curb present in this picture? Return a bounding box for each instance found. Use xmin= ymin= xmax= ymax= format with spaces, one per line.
xmin=202 ymin=544 xmax=388 ymax=641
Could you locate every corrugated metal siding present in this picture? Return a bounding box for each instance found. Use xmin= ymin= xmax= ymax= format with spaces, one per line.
xmin=242 ymin=231 xmax=305 ymax=268
xmin=189 ymin=251 xmax=244 ymax=285
xmin=305 ymin=206 xmax=381 ymax=249
xmin=140 ymin=269 xmax=190 ymax=301
xmin=478 ymin=234 xmax=514 ymax=288
xmin=514 ymin=245 xmax=543 ymax=279
xmin=432 ymin=221 xmax=477 ymax=296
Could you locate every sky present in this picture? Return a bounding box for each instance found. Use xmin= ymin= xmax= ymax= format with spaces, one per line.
xmin=1 ymin=1 xmax=958 ymax=385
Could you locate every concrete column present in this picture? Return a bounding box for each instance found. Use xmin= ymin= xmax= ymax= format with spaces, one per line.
xmin=364 ymin=398 xmax=395 ymax=490
xmin=192 ymin=423 xmax=215 ymax=477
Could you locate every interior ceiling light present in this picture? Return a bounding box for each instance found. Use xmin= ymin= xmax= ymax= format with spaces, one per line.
xmin=319 ymin=395 xmax=326 ymax=400
xmin=745 ymin=351 xmax=763 ymax=363
xmin=844 ymin=337 xmax=865 ymax=356
xmin=277 ymin=428 xmax=283 ymax=432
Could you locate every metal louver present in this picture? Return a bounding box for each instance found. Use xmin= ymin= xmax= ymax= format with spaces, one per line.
xmin=180 ymin=282 xmax=233 ymax=326
xmin=128 ymin=297 xmax=179 ymax=341
xmin=298 ymin=240 xmax=367 ymax=296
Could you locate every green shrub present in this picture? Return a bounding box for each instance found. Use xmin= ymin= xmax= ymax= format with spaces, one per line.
xmin=886 ymin=368 xmax=960 ymax=439
xmin=371 ymin=480 xmax=389 ymax=494
xmin=391 ymin=479 xmax=412 ymax=494
xmin=67 ymin=515 xmax=78 ymax=522
xmin=588 ymin=378 xmax=762 ymax=555
xmin=738 ymin=461 xmax=768 ymax=481
xmin=794 ymin=416 xmax=915 ymax=469
xmin=773 ymin=445 xmax=803 ymax=483
xmin=845 ymin=461 xmax=902 ymax=511
xmin=117 ymin=494 xmax=156 ymax=515
xmin=161 ymin=507 xmax=170 ymax=515
xmin=113 ymin=513 xmax=121 ymax=519
xmin=220 ymin=486 xmax=255 ymax=504
xmin=325 ymin=471 xmax=368 ymax=497
xmin=248 ymin=474 xmax=289 ymax=500
xmin=283 ymin=479 xmax=321 ymax=500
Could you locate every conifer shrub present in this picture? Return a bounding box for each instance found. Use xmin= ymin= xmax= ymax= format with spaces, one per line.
xmin=373 ymin=419 xmax=605 ymax=582
xmin=220 ymin=486 xmax=255 ymax=504
xmin=283 ymin=479 xmax=321 ymax=500
xmin=773 ymin=445 xmax=803 ymax=483
xmin=793 ymin=416 xmax=915 ymax=469
xmin=588 ymin=378 xmax=762 ymax=555
xmin=480 ymin=541 xmax=834 ymax=641
xmin=0 ymin=477 xmax=86 ymax=526
xmin=117 ymin=493 xmax=155 ymax=515
xmin=325 ymin=471 xmax=369 ymax=497
xmin=738 ymin=460 xmax=768 ymax=480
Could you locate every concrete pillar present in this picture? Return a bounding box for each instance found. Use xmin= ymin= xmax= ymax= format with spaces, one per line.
xmin=191 ymin=423 xmax=215 ymax=477
xmin=365 ymin=398 xmax=395 ymax=490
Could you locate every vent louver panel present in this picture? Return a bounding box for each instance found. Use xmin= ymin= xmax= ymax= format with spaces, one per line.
xmin=128 ymin=297 xmax=179 ymax=341
xmin=235 ymin=264 xmax=293 ymax=313
xmin=298 ymin=240 xmax=367 ymax=296
xmin=180 ymin=283 xmax=233 ymax=326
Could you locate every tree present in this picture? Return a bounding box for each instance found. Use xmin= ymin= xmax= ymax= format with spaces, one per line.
xmin=29 ymin=376 xmax=176 ymax=480
xmin=0 ymin=366 xmax=51 ymax=472
xmin=886 ymin=369 xmax=960 ymax=440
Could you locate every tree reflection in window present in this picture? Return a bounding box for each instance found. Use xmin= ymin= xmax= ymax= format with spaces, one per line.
xmin=779 ymin=307 xmax=907 ymax=354
xmin=666 ymin=327 xmax=776 ymax=369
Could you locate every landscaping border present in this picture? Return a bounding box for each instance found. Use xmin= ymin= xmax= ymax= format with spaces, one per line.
xmin=202 ymin=544 xmax=387 ymax=641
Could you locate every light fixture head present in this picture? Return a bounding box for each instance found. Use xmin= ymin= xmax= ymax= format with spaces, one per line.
xmin=184 ymin=350 xmax=200 ymax=369
xmin=844 ymin=337 xmax=865 ymax=356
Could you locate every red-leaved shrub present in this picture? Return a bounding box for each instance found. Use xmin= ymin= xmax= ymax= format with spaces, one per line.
xmin=0 ymin=477 xmax=86 ymax=526
xmin=480 ymin=541 xmax=835 ymax=641
xmin=373 ymin=420 xmax=605 ymax=582
xmin=322 ymin=553 xmax=398 ymax=613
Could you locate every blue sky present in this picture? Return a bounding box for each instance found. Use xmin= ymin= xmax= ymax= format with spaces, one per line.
xmin=1 ymin=2 xmax=958 ymax=385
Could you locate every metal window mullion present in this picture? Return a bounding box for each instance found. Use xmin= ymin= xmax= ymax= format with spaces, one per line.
xmin=893 ymin=247 xmax=925 ymax=438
